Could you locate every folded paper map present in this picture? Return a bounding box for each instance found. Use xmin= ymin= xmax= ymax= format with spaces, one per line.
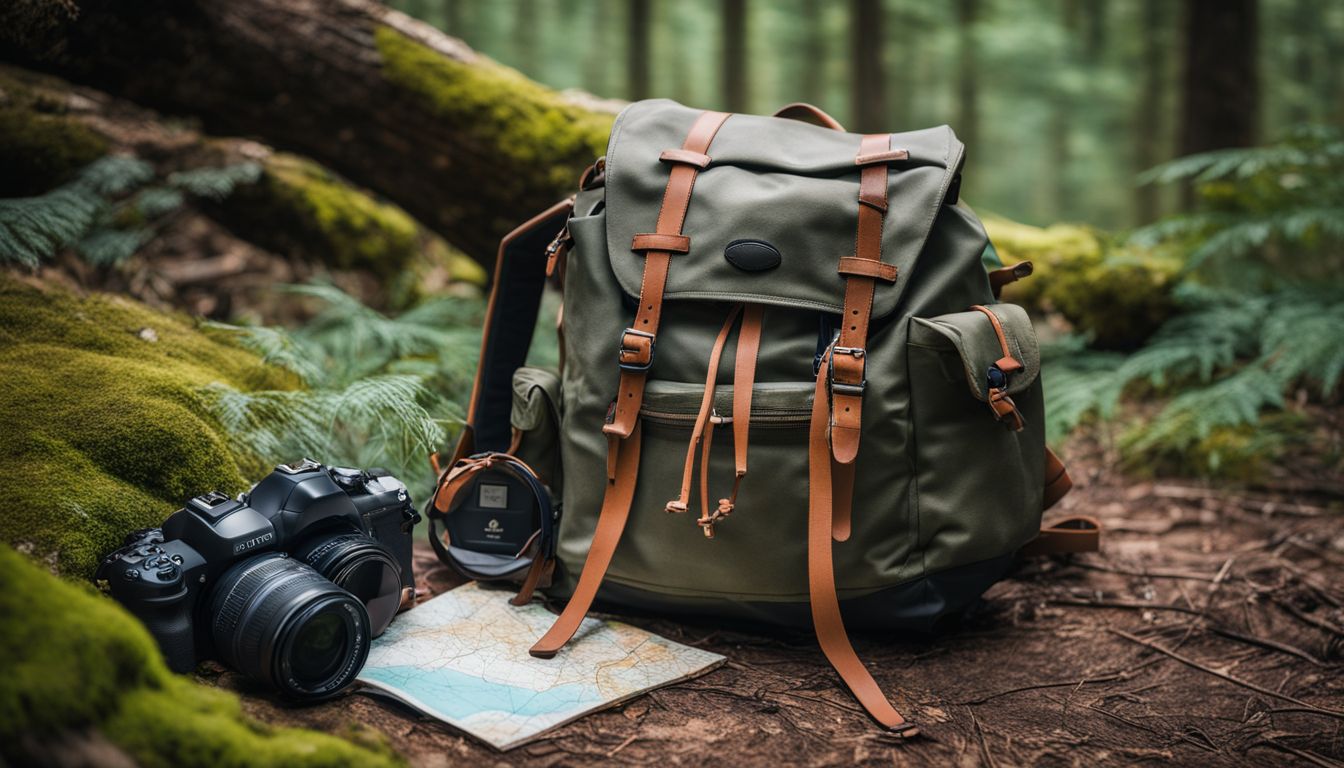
xmin=357 ymin=582 xmax=725 ymax=750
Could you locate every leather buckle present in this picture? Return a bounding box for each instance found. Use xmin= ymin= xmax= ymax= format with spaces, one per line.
xmin=617 ymin=328 xmax=656 ymax=372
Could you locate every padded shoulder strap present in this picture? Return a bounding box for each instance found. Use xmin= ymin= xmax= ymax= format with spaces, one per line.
xmin=449 ymin=199 xmax=573 ymax=460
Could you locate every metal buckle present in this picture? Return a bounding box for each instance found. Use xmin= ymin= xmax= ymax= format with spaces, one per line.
xmin=617 ymin=328 xmax=656 ymax=372
xmin=827 ymin=344 xmax=867 ymax=397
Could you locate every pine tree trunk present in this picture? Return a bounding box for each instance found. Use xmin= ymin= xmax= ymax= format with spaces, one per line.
xmin=1134 ymin=0 xmax=1167 ymax=224
xmin=627 ymin=0 xmax=651 ymax=100
xmin=954 ymin=0 xmax=979 ymax=152
xmin=849 ymin=0 xmax=886 ymax=133
xmin=0 ymin=0 xmax=617 ymax=268
xmin=1179 ymin=0 xmax=1259 ymax=205
xmin=721 ymin=0 xmax=748 ymax=112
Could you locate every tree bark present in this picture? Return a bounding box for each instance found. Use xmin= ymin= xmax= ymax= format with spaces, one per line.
xmin=849 ymin=0 xmax=886 ymax=133
xmin=0 ymin=0 xmax=617 ymax=268
xmin=627 ymin=0 xmax=651 ymax=100
xmin=1179 ymin=0 xmax=1259 ymax=205
xmin=1134 ymin=0 xmax=1167 ymax=223
xmin=721 ymin=0 xmax=748 ymax=112
xmin=954 ymin=0 xmax=979 ymax=152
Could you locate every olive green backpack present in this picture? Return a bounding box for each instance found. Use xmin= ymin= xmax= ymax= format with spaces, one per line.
xmin=431 ymin=100 xmax=1099 ymax=736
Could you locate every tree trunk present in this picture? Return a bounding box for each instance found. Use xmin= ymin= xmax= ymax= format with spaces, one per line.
xmin=0 ymin=0 xmax=616 ymax=268
xmin=1134 ymin=0 xmax=1167 ymax=223
xmin=1179 ymin=0 xmax=1259 ymax=205
xmin=954 ymin=0 xmax=979 ymax=152
xmin=721 ymin=0 xmax=748 ymax=112
xmin=849 ymin=0 xmax=886 ymax=133
xmin=800 ymin=0 xmax=825 ymax=107
xmin=627 ymin=0 xmax=651 ymax=100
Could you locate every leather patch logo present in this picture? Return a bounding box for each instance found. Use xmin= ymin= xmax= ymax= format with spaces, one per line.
xmin=724 ymin=239 xmax=782 ymax=272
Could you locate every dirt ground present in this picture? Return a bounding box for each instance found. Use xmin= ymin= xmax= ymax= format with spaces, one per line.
xmin=226 ymin=434 xmax=1344 ymax=767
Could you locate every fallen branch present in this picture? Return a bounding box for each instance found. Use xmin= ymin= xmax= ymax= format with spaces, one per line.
xmin=1109 ymin=629 xmax=1344 ymax=720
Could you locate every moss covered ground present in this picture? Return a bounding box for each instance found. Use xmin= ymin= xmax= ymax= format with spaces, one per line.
xmin=0 ymin=275 xmax=295 ymax=577
xmin=0 ymin=545 xmax=402 ymax=767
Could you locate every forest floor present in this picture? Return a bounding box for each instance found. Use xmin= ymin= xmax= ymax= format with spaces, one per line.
xmin=223 ymin=433 xmax=1344 ymax=767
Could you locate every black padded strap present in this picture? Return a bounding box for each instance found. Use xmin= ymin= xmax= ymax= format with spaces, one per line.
xmin=466 ymin=200 xmax=572 ymax=453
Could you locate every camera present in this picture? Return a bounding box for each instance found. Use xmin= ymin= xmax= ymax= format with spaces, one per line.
xmin=95 ymin=459 xmax=419 ymax=700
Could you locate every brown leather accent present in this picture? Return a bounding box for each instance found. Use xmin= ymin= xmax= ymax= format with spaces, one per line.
xmin=970 ymin=304 xmax=1019 ymax=369
xmin=729 ymin=304 xmax=765 ymax=496
xmin=1043 ymin=446 xmax=1073 ymax=510
xmin=809 ymin=345 xmax=918 ymax=736
xmin=831 ymin=459 xmax=854 ymax=542
xmin=772 ymin=102 xmax=846 ymax=131
xmin=829 ymin=133 xmax=894 ymax=466
xmin=838 ymin=256 xmax=898 ymax=282
xmin=530 ymin=421 xmax=644 ymax=658
xmin=988 ymin=389 xmax=1025 ymax=431
xmin=698 ymin=412 xmax=720 ymax=538
xmin=631 ymin=233 xmax=691 ymax=253
xmin=988 ymin=260 xmax=1033 ymax=298
xmin=508 ymin=554 xmax=551 ymax=606
xmin=855 ymin=149 xmax=911 ymax=166
xmin=606 ymin=111 xmax=732 ymax=440
xmin=659 ymin=148 xmax=712 ymax=168
xmin=1019 ymin=516 xmax=1101 ymax=557
xmin=668 ymin=306 xmax=743 ymax=516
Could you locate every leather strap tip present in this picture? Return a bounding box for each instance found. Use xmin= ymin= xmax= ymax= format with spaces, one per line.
xmin=886 ymin=723 xmax=920 ymax=739
xmin=658 ymin=148 xmax=712 ymax=168
xmin=528 ymin=647 xmax=559 ymax=660
xmin=831 ymin=525 xmax=851 ymax=543
xmin=665 ymin=500 xmax=688 ymax=514
xmin=855 ymin=149 xmax=910 ymax=166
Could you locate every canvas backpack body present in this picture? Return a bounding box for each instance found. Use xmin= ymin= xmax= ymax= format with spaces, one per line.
xmin=430 ymin=100 xmax=1098 ymax=735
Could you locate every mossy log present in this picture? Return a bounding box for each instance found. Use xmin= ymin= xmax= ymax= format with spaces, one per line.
xmin=0 ymin=0 xmax=616 ymax=267
xmin=982 ymin=216 xmax=1182 ymax=349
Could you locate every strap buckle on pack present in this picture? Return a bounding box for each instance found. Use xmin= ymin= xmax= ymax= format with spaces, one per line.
xmin=828 ymin=344 xmax=867 ymax=397
xmin=617 ymin=328 xmax=656 ymax=372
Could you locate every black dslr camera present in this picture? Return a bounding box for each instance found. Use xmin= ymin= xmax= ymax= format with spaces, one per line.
xmin=96 ymin=459 xmax=418 ymax=700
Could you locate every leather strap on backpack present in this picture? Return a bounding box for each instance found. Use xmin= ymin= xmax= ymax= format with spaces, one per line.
xmin=809 ymin=343 xmax=918 ymax=737
xmin=534 ymin=110 xmax=730 ymax=659
xmin=605 ymin=110 xmax=732 ymax=441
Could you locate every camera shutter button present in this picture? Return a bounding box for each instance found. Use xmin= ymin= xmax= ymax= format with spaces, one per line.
xmin=122 ymin=568 xmax=140 ymax=581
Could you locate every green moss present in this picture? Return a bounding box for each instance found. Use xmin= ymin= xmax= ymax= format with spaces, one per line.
xmin=373 ymin=26 xmax=612 ymax=196
xmin=0 ymin=546 xmax=401 ymax=767
xmin=0 ymin=277 xmax=295 ymax=577
xmin=1120 ymin=413 xmax=1309 ymax=482
xmin=0 ymin=106 xmax=109 ymax=197
xmin=262 ymin=154 xmax=420 ymax=274
xmin=983 ymin=215 xmax=1181 ymax=349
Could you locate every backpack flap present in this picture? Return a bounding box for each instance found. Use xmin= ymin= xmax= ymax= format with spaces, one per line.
xmin=604 ymin=99 xmax=964 ymax=318
xmin=909 ymin=303 xmax=1041 ymax=404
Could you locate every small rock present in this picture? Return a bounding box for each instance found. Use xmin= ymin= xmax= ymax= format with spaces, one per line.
xmin=137 ymin=327 xmax=159 ymax=342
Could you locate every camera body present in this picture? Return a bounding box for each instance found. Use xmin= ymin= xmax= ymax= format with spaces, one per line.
xmin=96 ymin=460 xmax=418 ymax=699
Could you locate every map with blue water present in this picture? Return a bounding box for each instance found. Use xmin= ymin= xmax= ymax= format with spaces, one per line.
xmin=357 ymin=582 xmax=724 ymax=750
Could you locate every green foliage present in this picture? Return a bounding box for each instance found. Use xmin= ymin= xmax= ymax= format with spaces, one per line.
xmin=0 ymin=154 xmax=261 ymax=269
xmin=1045 ymin=128 xmax=1344 ymax=478
xmin=204 ymin=283 xmax=486 ymax=501
xmin=0 ymin=545 xmax=402 ymax=767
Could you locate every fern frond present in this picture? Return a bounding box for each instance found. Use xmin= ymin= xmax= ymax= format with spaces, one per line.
xmin=77 ymin=228 xmax=149 ymax=266
xmin=1125 ymin=367 xmax=1285 ymax=455
xmin=203 ymin=321 xmax=327 ymax=384
xmin=168 ymin=162 xmax=262 ymax=200
xmin=77 ymin=156 xmax=154 ymax=195
xmin=0 ymin=187 xmax=103 ymax=267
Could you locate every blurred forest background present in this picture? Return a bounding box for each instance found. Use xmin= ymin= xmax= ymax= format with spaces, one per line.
xmin=396 ymin=0 xmax=1344 ymax=228
xmin=2 ymin=1 xmax=1343 ymax=766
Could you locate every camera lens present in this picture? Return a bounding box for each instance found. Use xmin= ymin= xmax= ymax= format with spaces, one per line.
xmin=292 ymin=533 xmax=403 ymax=637
xmin=209 ymin=553 xmax=369 ymax=700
